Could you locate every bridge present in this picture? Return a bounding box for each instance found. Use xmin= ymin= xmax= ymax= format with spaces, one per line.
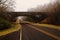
xmin=7 ymin=12 xmax=48 ymax=22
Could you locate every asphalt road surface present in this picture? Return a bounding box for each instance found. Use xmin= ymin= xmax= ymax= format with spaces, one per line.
xmin=21 ymin=23 xmax=60 ymax=40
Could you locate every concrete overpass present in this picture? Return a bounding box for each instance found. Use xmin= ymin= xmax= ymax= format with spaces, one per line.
xmin=7 ymin=12 xmax=48 ymax=22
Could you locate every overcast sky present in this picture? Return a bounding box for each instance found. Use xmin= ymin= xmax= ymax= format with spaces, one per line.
xmin=14 ymin=0 xmax=56 ymax=12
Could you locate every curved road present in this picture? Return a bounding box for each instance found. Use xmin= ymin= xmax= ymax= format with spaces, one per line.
xmin=20 ymin=23 xmax=60 ymax=40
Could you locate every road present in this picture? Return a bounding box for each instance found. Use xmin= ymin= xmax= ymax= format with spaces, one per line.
xmin=20 ymin=23 xmax=60 ymax=40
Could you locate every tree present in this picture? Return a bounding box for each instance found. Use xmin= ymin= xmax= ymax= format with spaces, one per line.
xmin=0 ymin=0 xmax=15 ymax=21
xmin=0 ymin=0 xmax=15 ymax=30
xmin=0 ymin=0 xmax=15 ymax=12
xmin=28 ymin=0 xmax=60 ymax=12
xmin=27 ymin=0 xmax=60 ymax=25
xmin=47 ymin=0 xmax=60 ymax=25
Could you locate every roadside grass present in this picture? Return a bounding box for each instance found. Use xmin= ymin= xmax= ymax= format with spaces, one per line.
xmin=0 ymin=22 xmax=20 ymax=36
xmin=23 ymin=21 xmax=60 ymax=30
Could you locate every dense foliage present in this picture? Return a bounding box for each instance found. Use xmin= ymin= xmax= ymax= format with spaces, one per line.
xmin=0 ymin=18 xmax=12 ymax=30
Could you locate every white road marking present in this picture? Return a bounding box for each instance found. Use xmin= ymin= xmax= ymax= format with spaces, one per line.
xmin=28 ymin=25 xmax=59 ymax=40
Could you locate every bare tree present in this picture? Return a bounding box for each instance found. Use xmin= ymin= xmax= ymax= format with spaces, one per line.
xmin=0 ymin=0 xmax=15 ymax=12
xmin=0 ymin=0 xmax=15 ymax=21
xmin=28 ymin=0 xmax=60 ymax=25
xmin=28 ymin=0 xmax=60 ymax=12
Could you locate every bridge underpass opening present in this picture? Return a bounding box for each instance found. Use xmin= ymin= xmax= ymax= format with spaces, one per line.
xmin=17 ymin=16 xmax=27 ymax=21
xmin=16 ymin=16 xmax=28 ymax=23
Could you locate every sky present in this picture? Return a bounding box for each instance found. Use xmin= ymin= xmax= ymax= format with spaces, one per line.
xmin=14 ymin=0 xmax=56 ymax=12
